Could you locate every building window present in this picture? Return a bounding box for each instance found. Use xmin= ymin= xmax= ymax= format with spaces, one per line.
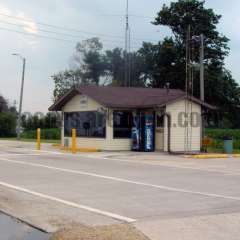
xmin=113 ymin=111 xmax=132 ymax=138
xmin=64 ymin=111 xmax=106 ymax=138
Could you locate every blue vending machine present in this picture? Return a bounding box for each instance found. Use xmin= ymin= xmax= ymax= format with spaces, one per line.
xmin=132 ymin=111 xmax=155 ymax=152
xmin=144 ymin=113 xmax=154 ymax=152
xmin=132 ymin=112 xmax=140 ymax=151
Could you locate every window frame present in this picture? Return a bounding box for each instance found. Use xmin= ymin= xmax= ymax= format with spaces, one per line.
xmin=64 ymin=111 xmax=106 ymax=139
xmin=113 ymin=110 xmax=133 ymax=139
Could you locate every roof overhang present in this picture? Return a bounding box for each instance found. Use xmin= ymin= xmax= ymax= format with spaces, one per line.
xmin=49 ymin=87 xmax=216 ymax=111
xmin=49 ymin=87 xmax=80 ymax=111
xmin=164 ymin=95 xmax=217 ymax=110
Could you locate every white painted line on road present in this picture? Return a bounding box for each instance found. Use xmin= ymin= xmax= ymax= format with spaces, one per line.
xmin=96 ymin=157 xmax=240 ymax=176
xmin=29 ymin=150 xmax=63 ymax=155
xmin=14 ymin=149 xmax=63 ymax=155
xmin=0 ymin=151 xmax=63 ymax=157
xmin=0 ymin=148 xmax=63 ymax=156
xmin=1 ymin=157 xmax=240 ymax=202
xmin=0 ymin=154 xmax=49 ymax=157
xmin=0 ymin=180 xmax=136 ymax=223
xmin=72 ymin=154 xmax=240 ymax=176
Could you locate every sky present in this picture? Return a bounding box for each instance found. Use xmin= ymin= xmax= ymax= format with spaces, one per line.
xmin=0 ymin=0 xmax=239 ymax=113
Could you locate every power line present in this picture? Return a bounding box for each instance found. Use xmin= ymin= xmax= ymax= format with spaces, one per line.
xmin=129 ymin=14 xmax=154 ymax=19
xmin=0 ymin=26 xmax=121 ymax=48
xmin=0 ymin=12 xmax=159 ymax=43
xmin=0 ymin=26 xmax=77 ymax=44
xmin=94 ymin=13 xmax=125 ymax=18
xmin=0 ymin=12 xmax=125 ymax=40
xmin=0 ymin=26 xmax=144 ymax=50
xmin=0 ymin=20 xmax=127 ymax=45
xmin=0 ymin=19 xmax=149 ymax=46
xmin=92 ymin=13 xmax=154 ymax=19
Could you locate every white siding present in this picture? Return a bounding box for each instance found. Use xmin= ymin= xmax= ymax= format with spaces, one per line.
xmin=155 ymin=128 xmax=164 ymax=151
xmin=62 ymin=94 xmax=102 ymax=112
xmin=62 ymin=94 xmax=131 ymax=151
xmin=164 ymin=99 xmax=201 ymax=152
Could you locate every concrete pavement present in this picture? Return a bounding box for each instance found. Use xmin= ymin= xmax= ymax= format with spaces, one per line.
xmin=0 ymin=140 xmax=240 ymax=239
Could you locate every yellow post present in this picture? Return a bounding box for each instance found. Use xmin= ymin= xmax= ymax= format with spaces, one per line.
xmin=36 ymin=128 xmax=41 ymax=150
xmin=72 ymin=128 xmax=77 ymax=153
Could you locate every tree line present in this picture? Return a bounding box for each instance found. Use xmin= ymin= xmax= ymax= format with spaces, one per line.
xmin=21 ymin=112 xmax=61 ymax=131
xmin=0 ymin=95 xmax=17 ymax=137
xmin=20 ymin=112 xmax=61 ymax=140
xmin=0 ymin=94 xmax=61 ymax=137
xmin=52 ymin=0 xmax=240 ymax=128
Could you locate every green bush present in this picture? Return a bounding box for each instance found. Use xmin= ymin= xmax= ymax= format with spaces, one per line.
xmin=22 ymin=128 xmax=61 ymax=140
xmin=205 ymin=129 xmax=240 ymax=140
xmin=0 ymin=112 xmax=17 ymax=137
xmin=205 ymin=128 xmax=240 ymax=150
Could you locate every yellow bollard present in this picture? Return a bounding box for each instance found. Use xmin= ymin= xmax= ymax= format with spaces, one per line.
xmin=36 ymin=128 xmax=41 ymax=150
xmin=72 ymin=128 xmax=77 ymax=154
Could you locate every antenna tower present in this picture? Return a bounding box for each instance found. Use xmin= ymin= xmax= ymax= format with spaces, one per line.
xmin=125 ymin=0 xmax=131 ymax=87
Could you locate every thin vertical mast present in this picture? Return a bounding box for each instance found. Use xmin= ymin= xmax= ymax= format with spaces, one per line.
xmin=125 ymin=0 xmax=130 ymax=87
xmin=128 ymin=26 xmax=131 ymax=87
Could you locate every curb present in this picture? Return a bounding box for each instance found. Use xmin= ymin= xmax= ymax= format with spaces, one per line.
xmin=186 ymin=154 xmax=240 ymax=159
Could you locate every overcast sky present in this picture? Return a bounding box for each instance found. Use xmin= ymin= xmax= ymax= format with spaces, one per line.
xmin=0 ymin=0 xmax=239 ymax=113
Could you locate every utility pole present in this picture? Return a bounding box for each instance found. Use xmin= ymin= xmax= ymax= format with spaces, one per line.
xmin=13 ymin=54 xmax=26 ymax=140
xmin=200 ymin=34 xmax=204 ymax=102
xmin=199 ymin=34 xmax=205 ymax=149
xmin=184 ymin=25 xmax=191 ymax=153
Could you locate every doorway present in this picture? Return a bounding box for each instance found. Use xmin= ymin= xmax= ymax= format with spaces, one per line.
xmin=155 ymin=111 xmax=164 ymax=151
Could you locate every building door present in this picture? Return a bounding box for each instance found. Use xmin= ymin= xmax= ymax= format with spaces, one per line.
xmin=155 ymin=112 xmax=164 ymax=151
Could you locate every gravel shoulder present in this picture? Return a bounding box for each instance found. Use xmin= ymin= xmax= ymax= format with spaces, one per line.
xmin=50 ymin=224 xmax=149 ymax=240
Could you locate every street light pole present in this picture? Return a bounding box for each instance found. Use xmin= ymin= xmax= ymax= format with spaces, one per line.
xmin=13 ymin=54 xmax=26 ymax=140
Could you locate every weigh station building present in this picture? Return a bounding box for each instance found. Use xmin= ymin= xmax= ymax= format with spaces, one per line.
xmin=49 ymin=86 xmax=213 ymax=153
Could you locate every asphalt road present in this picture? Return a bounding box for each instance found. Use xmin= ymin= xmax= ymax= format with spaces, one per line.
xmin=0 ymin=142 xmax=240 ymax=239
